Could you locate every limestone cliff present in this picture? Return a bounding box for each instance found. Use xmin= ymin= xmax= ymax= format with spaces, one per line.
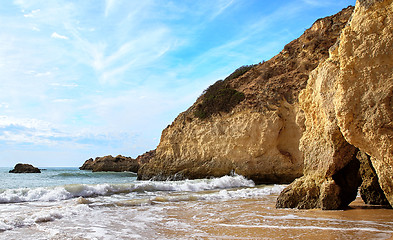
xmin=334 ymin=0 xmax=393 ymax=206
xmin=276 ymin=56 xmax=361 ymax=209
xmin=277 ymin=0 xmax=393 ymax=209
xmin=137 ymin=6 xmax=354 ymax=183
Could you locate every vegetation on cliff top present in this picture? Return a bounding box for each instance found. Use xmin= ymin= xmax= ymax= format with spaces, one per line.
xmin=194 ymin=65 xmax=252 ymax=119
xmin=224 ymin=64 xmax=255 ymax=81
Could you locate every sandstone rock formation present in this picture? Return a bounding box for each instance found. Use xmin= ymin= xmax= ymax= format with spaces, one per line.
xmin=277 ymin=0 xmax=393 ymax=209
xmin=79 ymin=158 xmax=94 ymax=170
xmin=80 ymin=155 xmax=139 ymax=173
xmin=334 ymin=0 xmax=393 ymax=207
xmin=276 ymin=57 xmax=361 ymax=209
xmin=9 ymin=163 xmax=41 ymax=173
xmin=357 ymin=151 xmax=390 ymax=206
xmin=138 ymin=6 xmax=354 ymax=183
xmin=135 ymin=150 xmax=156 ymax=165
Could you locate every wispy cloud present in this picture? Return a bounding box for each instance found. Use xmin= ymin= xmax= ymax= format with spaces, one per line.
xmin=0 ymin=0 xmax=356 ymax=166
xmin=0 ymin=103 xmax=9 ymax=109
xmin=0 ymin=115 xmax=136 ymax=148
xmin=51 ymin=32 xmax=69 ymax=40
xmin=50 ymin=82 xmax=78 ymax=88
xmin=23 ymin=9 xmax=40 ymax=18
xmin=210 ymin=0 xmax=235 ymax=20
xmin=104 ymin=0 xmax=117 ymax=17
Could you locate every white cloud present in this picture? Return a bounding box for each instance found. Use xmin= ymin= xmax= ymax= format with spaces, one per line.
xmin=51 ymin=32 xmax=69 ymax=40
xmin=1 ymin=0 xmax=356 ymax=166
xmin=0 ymin=103 xmax=9 ymax=109
xmin=105 ymin=0 xmax=117 ymax=17
xmin=34 ymin=71 xmax=51 ymax=77
xmin=210 ymin=0 xmax=235 ymax=20
xmin=0 ymin=115 xmax=134 ymax=147
xmin=52 ymin=99 xmax=73 ymax=103
xmin=50 ymin=82 xmax=78 ymax=88
xmin=0 ymin=116 xmax=57 ymax=145
xmin=23 ymin=9 xmax=40 ymax=18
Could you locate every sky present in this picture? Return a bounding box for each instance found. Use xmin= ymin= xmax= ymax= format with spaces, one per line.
xmin=0 ymin=0 xmax=356 ymax=167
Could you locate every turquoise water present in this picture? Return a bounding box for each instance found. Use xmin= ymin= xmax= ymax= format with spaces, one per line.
xmin=0 ymin=167 xmax=137 ymax=190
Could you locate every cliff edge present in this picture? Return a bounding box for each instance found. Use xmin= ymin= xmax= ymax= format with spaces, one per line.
xmin=277 ymin=0 xmax=393 ymax=209
xmin=138 ymin=6 xmax=354 ymax=184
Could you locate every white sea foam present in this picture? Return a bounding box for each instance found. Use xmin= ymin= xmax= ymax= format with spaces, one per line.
xmin=0 ymin=202 xmax=91 ymax=233
xmin=194 ymin=184 xmax=286 ymax=201
xmin=33 ymin=211 xmax=63 ymax=223
xmin=218 ymin=223 xmax=393 ymax=233
xmin=0 ymin=174 xmax=255 ymax=203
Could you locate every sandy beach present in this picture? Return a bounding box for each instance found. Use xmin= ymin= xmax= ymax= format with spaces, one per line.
xmin=1 ymin=168 xmax=392 ymax=239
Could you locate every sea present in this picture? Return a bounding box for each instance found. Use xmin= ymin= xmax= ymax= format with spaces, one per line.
xmin=1 ymin=167 xmax=393 ymax=240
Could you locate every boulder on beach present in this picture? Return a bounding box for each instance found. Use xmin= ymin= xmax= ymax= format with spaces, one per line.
xmin=9 ymin=163 xmax=41 ymax=173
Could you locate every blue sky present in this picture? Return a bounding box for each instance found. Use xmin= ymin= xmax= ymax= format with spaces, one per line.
xmin=0 ymin=0 xmax=355 ymax=167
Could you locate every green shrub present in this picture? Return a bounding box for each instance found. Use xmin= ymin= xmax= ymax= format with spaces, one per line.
xmin=224 ymin=64 xmax=255 ymax=81
xmin=194 ymin=80 xmax=245 ymax=119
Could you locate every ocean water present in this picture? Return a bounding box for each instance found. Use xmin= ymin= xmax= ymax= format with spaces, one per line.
xmin=1 ymin=167 xmax=393 ymax=239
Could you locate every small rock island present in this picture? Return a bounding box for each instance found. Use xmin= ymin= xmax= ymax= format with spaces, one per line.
xmin=9 ymin=163 xmax=41 ymax=173
xmin=80 ymin=155 xmax=139 ymax=173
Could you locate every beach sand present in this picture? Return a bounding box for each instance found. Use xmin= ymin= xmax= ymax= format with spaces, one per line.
xmin=1 ymin=185 xmax=392 ymax=239
xmin=153 ymin=195 xmax=393 ymax=239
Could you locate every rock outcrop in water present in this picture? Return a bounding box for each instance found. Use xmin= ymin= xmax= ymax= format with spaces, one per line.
xmin=79 ymin=158 xmax=94 ymax=170
xmin=137 ymin=6 xmax=354 ymax=183
xmin=9 ymin=163 xmax=41 ymax=173
xmin=80 ymin=155 xmax=139 ymax=173
xmin=277 ymin=0 xmax=393 ymax=209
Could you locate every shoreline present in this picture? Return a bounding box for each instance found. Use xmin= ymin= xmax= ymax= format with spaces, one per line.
xmin=1 ymin=169 xmax=392 ymax=239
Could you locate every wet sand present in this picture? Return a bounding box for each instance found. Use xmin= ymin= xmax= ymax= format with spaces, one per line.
xmin=154 ymin=195 xmax=393 ymax=239
xmin=1 ymin=186 xmax=392 ymax=239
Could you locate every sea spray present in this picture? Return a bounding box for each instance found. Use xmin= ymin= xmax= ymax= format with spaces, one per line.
xmin=0 ymin=174 xmax=255 ymax=203
xmin=1 ymin=168 xmax=392 ymax=239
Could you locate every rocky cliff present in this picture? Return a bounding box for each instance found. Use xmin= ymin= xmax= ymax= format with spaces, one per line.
xmin=137 ymin=6 xmax=354 ymax=183
xmin=277 ymin=0 xmax=393 ymax=209
xmin=80 ymin=155 xmax=139 ymax=173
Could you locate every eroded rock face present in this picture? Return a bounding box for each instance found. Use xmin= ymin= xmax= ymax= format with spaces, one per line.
xmin=138 ymin=6 xmax=354 ymax=183
xmin=79 ymin=158 xmax=94 ymax=170
xmin=135 ymin=150 xmax=156 ymax=165
xmin=80 ymin=155 xmax=139 ymax=173
xmin=9 ymin=163 xmax=41 ymax=173
xmin=357 ymin=151 xmax=390 ymax=206
xmin=139 ymin=107 xmax=303 ymax=183
xmin=276 ymin=59 xmax=361 ymax=209
xmin=277 ymin=0 xmax=393 ymax=209
xmin=334 ymin=0 xmax=393 ymax=206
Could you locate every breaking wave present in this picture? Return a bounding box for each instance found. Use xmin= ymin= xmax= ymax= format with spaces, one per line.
xmin=0 ymin=174 xmax=255 ymax=203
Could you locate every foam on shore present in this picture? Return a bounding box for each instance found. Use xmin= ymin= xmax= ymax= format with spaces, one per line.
xmin=0 ymin=174 xmax=255 ymax=203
